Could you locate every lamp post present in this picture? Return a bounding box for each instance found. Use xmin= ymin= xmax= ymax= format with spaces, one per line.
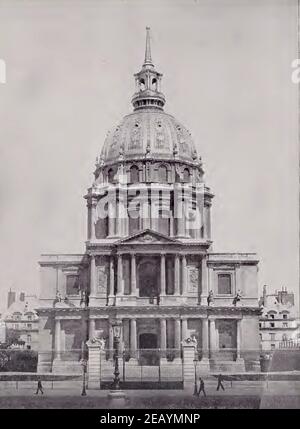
xmin=80 ymin=359 xmax=87 ymax=396
xmin=193 ymin=358 xmax=198 ymax=396
xmin=108 ymin=319 xmax=125 ymax=401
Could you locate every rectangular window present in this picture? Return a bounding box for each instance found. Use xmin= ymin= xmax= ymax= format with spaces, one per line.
xmin=66 ymin=275 xmax=80 ymax=295
xmin=217 ymin=274 xmax=232 ymax=295
xmin=271 ymin=343 xmax=275 ymax=350
xmin=27 ymin=323 xmax=32 ymax=329
xmin=283 ymin=323 xmax=288 ymax=328
xmin=270 ymin=322 xmax=275 ymax=328
xmin=283 ymin=314 xmax=287 ymax=320
xmin=27 ymin=334 xmax=31 ymax=343
xmin=270 ymin=333 xmax=275 ymax=341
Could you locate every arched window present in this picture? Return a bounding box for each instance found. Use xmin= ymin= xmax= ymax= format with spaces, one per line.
xmin=130 ymin=165 xmax=139 ymax=183
xmin=139 ymin=78 xmax=145 ymax=91
xmin=183 ymin=168 xmax=190 ymax=183
xmin=107 ymin=168 xmax=115 ymax=183
xmin=151 ymin=77 xmax=157 ymax=90
xmin=158 ymin=165 xmax=168 ymax=183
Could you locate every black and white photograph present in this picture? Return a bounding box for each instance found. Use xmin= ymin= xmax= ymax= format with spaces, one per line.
xmin=0 ymin=0 xmax=299 ymax=414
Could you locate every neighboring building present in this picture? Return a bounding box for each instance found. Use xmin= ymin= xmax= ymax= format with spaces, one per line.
xmin=259 ymin=285 xmax=299 ymax=351
xmin=37 ymin=29 xmax=261 ymax=374
xmin=0 ymin=314 xmax=6 ymax=344
xmin=3 ymin=292 xmax=39 ymax=350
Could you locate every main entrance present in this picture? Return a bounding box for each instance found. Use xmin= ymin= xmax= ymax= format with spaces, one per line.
xmin=139 ymin=333 xmax=159 ymax=366
xmin=138 ymin=258 xmax=160 ymax=298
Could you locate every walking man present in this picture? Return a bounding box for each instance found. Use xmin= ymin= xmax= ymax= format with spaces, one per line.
xmin=216 ymin=373 xmax=225 ymax=391
xmin=35 ymin=377 xmax=44 ymax=395
xmin=197 ymin=377 xmax=206 ymax=397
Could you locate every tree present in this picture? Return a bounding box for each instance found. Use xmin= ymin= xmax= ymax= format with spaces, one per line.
xmin=5 ymin=329 xmax=21 ymax=346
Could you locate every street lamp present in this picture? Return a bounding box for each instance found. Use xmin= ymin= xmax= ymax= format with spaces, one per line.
xmin=80 ymin=359 xmax=87 ymax=396
xmin=108 ymin=319 xmax=125 ymax=401
xmin=193 ymin=358 xmax=198 ymax=396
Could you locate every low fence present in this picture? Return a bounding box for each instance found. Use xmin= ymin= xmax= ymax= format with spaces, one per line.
xmin=100 ymin=348 xmax=183 ymax=383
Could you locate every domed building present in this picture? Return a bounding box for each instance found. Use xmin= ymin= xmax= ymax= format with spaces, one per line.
xmin=37 ymin=29 xmax=261 ymax=380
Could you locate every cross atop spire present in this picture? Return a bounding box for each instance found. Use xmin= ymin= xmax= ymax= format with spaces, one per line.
xmin=143 ymin=27 xmax=154 ymax=68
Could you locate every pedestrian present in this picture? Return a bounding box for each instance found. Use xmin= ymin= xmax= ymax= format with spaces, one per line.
xmin=216 ymin=373 xmax=225 ymax=391
xmin=197 ymin=377 xmax=206 ymax=397
xmin=35 ymin=377 xmax=44 ymax=395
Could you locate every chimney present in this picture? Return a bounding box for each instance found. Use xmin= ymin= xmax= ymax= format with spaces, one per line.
xmin=7 ymin=288 xmax=15 ymax=309
xmin=19 ymin=292 xmax=25 ymax=302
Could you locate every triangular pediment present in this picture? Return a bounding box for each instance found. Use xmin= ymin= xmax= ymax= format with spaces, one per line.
xmin=116 ymin=229 xmax=181 ymax=245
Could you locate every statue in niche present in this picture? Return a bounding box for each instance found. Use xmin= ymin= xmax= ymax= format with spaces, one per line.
xmin=207 ymin=290 xmax=214 ymax=306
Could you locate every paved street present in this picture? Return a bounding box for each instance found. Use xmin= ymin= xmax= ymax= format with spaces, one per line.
xmin=0 ymin=380 xmax=299 ymax=408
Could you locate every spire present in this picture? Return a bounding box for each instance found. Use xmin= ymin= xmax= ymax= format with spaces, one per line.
xmin=131 ymin=28 xmax=165 ymax=111
xmin=144 ymin=27 xmax=153 ymax=67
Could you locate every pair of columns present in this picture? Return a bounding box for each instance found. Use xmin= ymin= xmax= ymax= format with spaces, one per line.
xmin=114 ymin=253 xmax=187 ymax=297
xmin=208 ymin=318 xmax=242 ymax=359
xmin=90 ymin=253 xmax=208 ymax=299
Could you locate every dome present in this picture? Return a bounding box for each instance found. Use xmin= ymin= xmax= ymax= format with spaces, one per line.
xmin=100 ymin=110 xmax=198 ymax=164
xmin=98 ymin=28 xmax=199 ymax=167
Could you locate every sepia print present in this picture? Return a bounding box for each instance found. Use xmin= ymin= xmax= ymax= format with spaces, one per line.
xmin=0 ymin=0 xmax=299 ymax=414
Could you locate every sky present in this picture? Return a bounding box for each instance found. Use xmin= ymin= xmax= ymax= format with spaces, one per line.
xmin=0 ymin=0 xmax=298 ymax=314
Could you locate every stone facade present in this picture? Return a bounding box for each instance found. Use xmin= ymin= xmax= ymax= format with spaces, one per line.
xmin=37 ymin=28 xmax=261 ymax=376
xmin=3 ymin=292 xmax=39 ymax=350
xmin=259 ymin=286 xmax=299 ymax=351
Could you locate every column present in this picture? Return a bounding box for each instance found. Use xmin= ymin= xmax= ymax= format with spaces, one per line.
xmin=90 ymin=255 xmax=97 ymax=297
xmin=176 ymin=188 xmax=185 ymax=237
xmin=89 ymin=318 xmax=95 ymax=339
xmin=54 ymin=319 xmax=61 ymax=360
xmin=89 ymin=197 xmax=97 ymax=240
xmin=181 ymin=255 xmax=187 ymax=296
xmin=181 ymin=318 xmax=188 ymax=341
xmin=117 ymin=254 xmax=123 ymax=295
xmin=160 ymin=318 xmax=167 ymax=360
xmin=236 ymin=319 xmax=242 ymax=360
xmin=200 ymin=256 xmax=208 ymax=305
xmin=174 ymin=254 xmax=180 ymax=295
xmin=131 ymin=253 xmax=137 ymax=295
xmin=160 ymin=253 xmax=166 ymax=295
xmin=202 ymin=318 xmax=209 ymax=360
xmin=174 ymin=319 xmax=181 ymax=358
xmin=209 ymin=319 xmax=217 ymax=358
xmin=108 ymin=202 xmax=115 ymax=237
xmin=130 ymin=318 xmax=137 ymax=359
xmin=109 ymin=255 xmax=114 ymax=297
xmin=108 ymin=322 xmax=114 ymax=360
xmin=142 ymin=196 xmax=151 ymax=230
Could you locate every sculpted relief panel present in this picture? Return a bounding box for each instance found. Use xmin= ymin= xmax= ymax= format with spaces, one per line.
xmin=97 ymin=263 xmax=108 ymax=295
xmin=188 ymin=266 xmax=199 ymax=293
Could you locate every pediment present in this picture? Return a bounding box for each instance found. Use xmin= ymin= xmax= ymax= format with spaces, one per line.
xmin=116 ymin=229 xmax=180 ymax=245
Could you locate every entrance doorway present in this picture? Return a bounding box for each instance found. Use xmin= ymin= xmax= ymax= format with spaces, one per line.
xmin=139 ymin=333 xmax=159 ymax=366
xmin=138 ymin=259 xmax=159 ymax=298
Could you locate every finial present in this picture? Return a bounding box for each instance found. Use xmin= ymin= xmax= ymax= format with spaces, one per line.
xmin=144 ymin=27 xmax=153 ymax=67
